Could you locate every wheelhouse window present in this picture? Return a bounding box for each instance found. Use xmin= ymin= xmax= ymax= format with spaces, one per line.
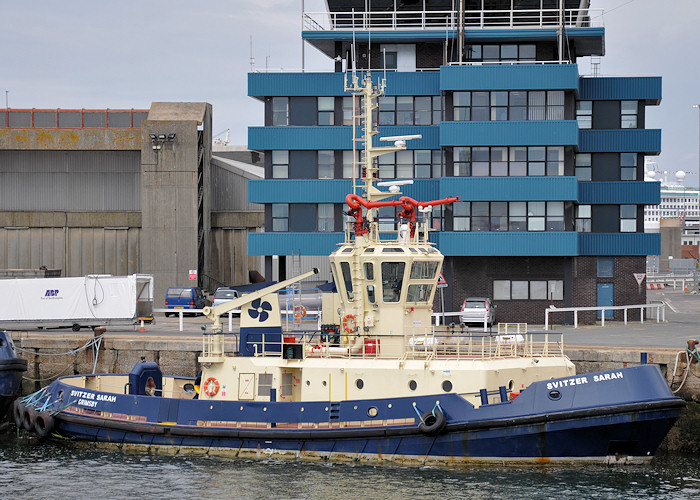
xmin=381 ymin=262 xmax=405 ymax=303
xmin=340 ymin=261 xmax=354 ymax=301
xmin=410 ymin=261 xmax=438 ymax=280
xmin=406 ymin=284 xmax=432 ymax=303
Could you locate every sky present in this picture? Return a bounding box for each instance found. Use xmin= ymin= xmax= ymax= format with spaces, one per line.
xmin=2 ymin=0 xmax=700 ymax=184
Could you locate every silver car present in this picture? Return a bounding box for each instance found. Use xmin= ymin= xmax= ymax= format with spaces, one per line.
xmin=460 ymin=297 xmax=496 ymax=326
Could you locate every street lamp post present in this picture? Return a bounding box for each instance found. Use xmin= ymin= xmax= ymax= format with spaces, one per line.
xmin=694 ymin=104 xmax=700 ymax=266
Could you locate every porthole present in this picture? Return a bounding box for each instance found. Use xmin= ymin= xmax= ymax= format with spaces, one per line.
xmin=306 ymin=380 xmax=310 ymax=386
xmin=367 ymin=407 xmax=378 ymax=417
xmin=408 ymin=380 xmax=417 ymax=391
xmin=145 ymin=376 xmax=156 ymax=396
xmin=355 ymin=379 xmax=364 ymax=390
xmin=507 ymin=380 xmax=514 ymax=391
xmin=322 ymin=380 xmax=327 ymax=386
xmin=442 ymin=380 xmax=453 ymax=392
xmin=548 ymin=390 xmax=562 ymax=401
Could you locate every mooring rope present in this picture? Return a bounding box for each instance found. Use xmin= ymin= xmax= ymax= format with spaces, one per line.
xmin=14 ymin=333 xmax=104 ymax=357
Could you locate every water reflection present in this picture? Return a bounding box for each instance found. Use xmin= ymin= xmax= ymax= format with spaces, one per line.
xmin=1 ymin=431 xmax=698 ymax=499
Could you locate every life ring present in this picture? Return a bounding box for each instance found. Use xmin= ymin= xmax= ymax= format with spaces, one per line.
xmin=342 ymin=314 xmax=357 ymax=334
xmin=293 ymin=305 xmax=307 ymax=323
xmin=203 ymin=377 xmax=220 ymax=397
xmin=35 ymin=411 xmax=55 ymax=438
xmin=22 ymin=406 xmax=38 ymax=432
xmin=418 ymin=408 xmax=447 ymax=436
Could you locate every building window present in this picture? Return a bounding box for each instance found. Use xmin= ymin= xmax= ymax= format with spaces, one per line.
xmin=452 ymin=201 xmax=565 ymax=232
xmin=318 ymin=204 xmax=334 ymax=232
xmin=383 ymin=51 xmax=397 ymax=70
xmin=453 ymin=202 xmax=470 ymax=231
xmin=318 ymin=150 xmax=334 ymax=179
xmin=318 ymin=97 xmax=334 ymax=126
xmin=452 ymin=146 xmax=563 ymax=177
xmin=377 ymin=206 xmax=397 ymax=232
xmin=342 ymin=96 xmax=355 ymax=126
xmin=494 ymin=279 xmax=564 ymax=300
xmin=271 ymin=203 xmax=289 ymax=231
xmin=342 ymin=150 xmax=361 ymax=179
xmin=431 ymin=204 xmax=444 ymax=231
xmin=620 ymin=205 xmax=637 ymax=232
xmin=597 ymin=257 xmax=614 ymax=277
xmin=453 ymin=90 xmax=564 ymax=122
xmin=575 ymin=205 xmax=591 ymax=232
xmin=575 ymin=153 xmax=592 ymax=181
xmin=377 ymin=150 xmax=441 ymax=179
xmin=271 ymin=150 xmax=289 ymax=179
xmin=620 ymin=153 xmax=637 ymax=180
xmin=378 ymin=96 xmax=441 ymax=126
xmin=621 ymin=101 xmax=638 ymax=129
xmin=576 ymin=101 xmax=592 ymax=129
xmin=465 ymin=44 xmax=536 ymax=62
xmin=271 ymin=97 xmax=289 ymax=126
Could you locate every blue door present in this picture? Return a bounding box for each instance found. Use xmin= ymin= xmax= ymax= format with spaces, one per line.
xmin=597 ymin=283 xmax=614 ymax=319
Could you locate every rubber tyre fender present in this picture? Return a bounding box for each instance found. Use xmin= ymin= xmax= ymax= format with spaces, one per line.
xmin=35 ymin=411 xmax=55 ymax=438
xmin=22 ymin=406 xmax=38 ymax=433
xmin=13 ymin=399 xmax=24 ymax=429
xmin=418 ymin=409 xmax=447 ymax=436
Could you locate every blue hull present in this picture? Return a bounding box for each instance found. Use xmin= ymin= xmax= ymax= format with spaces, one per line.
xmin=0 ymin=331 xmax=27 ymax=420
xmin=27 ymin=364 xmax=685 ymax=463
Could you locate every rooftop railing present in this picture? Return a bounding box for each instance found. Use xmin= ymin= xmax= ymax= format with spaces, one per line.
xmin=303 ymin=8 xmax=603 ymax=32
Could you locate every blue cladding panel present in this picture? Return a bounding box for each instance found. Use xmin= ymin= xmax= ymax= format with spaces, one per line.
xmin=440 ymin=64 xmax=579 ymax=91
xmin=440 ymin=120 xmax=578 ymax=146
xmin=249 ymin=179 xmax=439 ymax=204
xmin=578 ymin=233 xmax=660 ymax=256
xmin=249 ymin=232 xmax=343 ymax=256
xmin=303 ymin=27 xmax=603 ymax=42
xmin=436 ymin=232 xmax=578 ymax=256
xmin=579 ymin=77 xmax=662 ymax=102
xmin=578 ymin=181 xmax=661 ymax=205
xmin=440 ymin=177 xmax=578 ymax=201
xmin=579 ymin=129 xmax=661 ymax=153
xmin=249 ymin=127 xmax=349 ymax=150
xmin=249 ymin=180 xmax=352 ymax=203
xmin=248 ymin=72 xmax=439 ymax=97
xmin=249 ymin=126 xmax=437 ymax=150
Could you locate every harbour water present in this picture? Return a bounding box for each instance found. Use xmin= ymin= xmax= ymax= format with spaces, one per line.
xmin=1 ymin=430 xmax=698 ymax=499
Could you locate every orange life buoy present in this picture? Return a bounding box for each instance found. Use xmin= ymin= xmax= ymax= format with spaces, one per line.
xmin=342 ymin=314 xmax=357 ymax=333
xmin=203 ymin=377 xmax=220 ymax=397
xmin=293 ymin=304 xmax=307 ymax=322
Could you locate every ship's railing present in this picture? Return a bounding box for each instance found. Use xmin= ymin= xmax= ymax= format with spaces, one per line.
xmin=241 ymin=329 xmax=565 ymax=361
xmin=302 ymin=8 xmax=602 ymax=32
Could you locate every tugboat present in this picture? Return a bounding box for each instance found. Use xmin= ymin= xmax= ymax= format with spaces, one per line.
xmin=16 ymin=76 xmax=684 ymax=464
xmin=0 ymin=331 xmax=27 ymax=421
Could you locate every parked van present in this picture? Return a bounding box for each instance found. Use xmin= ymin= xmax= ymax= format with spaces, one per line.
xmin=164 ymin=287 xmax=206 ymax=316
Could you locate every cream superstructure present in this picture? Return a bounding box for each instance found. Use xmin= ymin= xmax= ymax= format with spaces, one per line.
xmin=197 ymin=75 xmax=575 ymax=409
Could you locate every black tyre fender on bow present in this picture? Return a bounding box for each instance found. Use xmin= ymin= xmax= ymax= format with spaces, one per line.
xmin=22 ymin=405 xmax=38 ymax=432
xmin=13 ymin=399 xmax=24 ymax=429
xmin=418 ymin=408 xmax=447 ymax=436
xmin=35 ymin=411 xmax=55 ymax=438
